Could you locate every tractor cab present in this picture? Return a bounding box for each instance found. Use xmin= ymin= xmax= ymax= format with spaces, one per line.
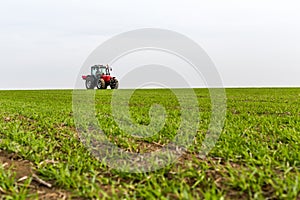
xmin=91 ymin=65 xmax=110 ymax=77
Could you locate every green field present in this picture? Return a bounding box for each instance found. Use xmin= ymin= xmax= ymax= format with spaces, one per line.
xmin=0 ymin=88 xmax=299 ymax=199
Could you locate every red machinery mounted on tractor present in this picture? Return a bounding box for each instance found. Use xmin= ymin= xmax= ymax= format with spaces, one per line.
xmin=82 ymin=64 xmax=119 ymax=89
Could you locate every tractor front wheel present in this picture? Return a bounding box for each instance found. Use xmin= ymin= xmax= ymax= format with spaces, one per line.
xmin=97 ymin=79 xmax=106 ymax=89
xmin=110 ymin=78 xmax=119 ymax=89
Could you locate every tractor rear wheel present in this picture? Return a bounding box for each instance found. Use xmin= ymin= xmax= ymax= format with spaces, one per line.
xmin=86 ymin=76 xmax=95 ymax=89
xmin=97 ymin=78 xmax=106 ymax=89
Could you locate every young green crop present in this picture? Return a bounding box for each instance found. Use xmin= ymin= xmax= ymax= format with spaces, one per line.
xmin=0 ymin=88 xmax=299 ymax=199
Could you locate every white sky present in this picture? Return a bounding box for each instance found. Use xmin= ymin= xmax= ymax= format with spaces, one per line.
xmin=0 ymin=0 xmax=300 ymax=89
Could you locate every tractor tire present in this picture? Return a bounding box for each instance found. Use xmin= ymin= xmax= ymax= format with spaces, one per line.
xmin=97 ymin=78 xmax=106 ymax=89
xmin=110 ymin=78 xmax=119 ymax=89
xmin=85 ymin=76 xmax=95 ymax=89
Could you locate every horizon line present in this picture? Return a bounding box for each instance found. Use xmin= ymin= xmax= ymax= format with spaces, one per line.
xmin=1 ymin=85 xmax=300 ymax=91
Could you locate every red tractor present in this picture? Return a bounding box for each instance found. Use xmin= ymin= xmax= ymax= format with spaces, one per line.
xmin=82 ymin=65 xmax=119 ymax=89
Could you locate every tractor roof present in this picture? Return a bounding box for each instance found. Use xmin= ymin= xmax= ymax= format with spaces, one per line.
xmin=92 ymin=64 xmax=106 ymax=68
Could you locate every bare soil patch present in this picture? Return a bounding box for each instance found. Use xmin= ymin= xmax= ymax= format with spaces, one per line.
xmin=0 ymin=150 xmax=76 ymax=199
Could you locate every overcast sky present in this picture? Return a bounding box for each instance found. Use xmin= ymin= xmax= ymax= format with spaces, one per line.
xmin=0 ymin=0 xmax=300 ymax=89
